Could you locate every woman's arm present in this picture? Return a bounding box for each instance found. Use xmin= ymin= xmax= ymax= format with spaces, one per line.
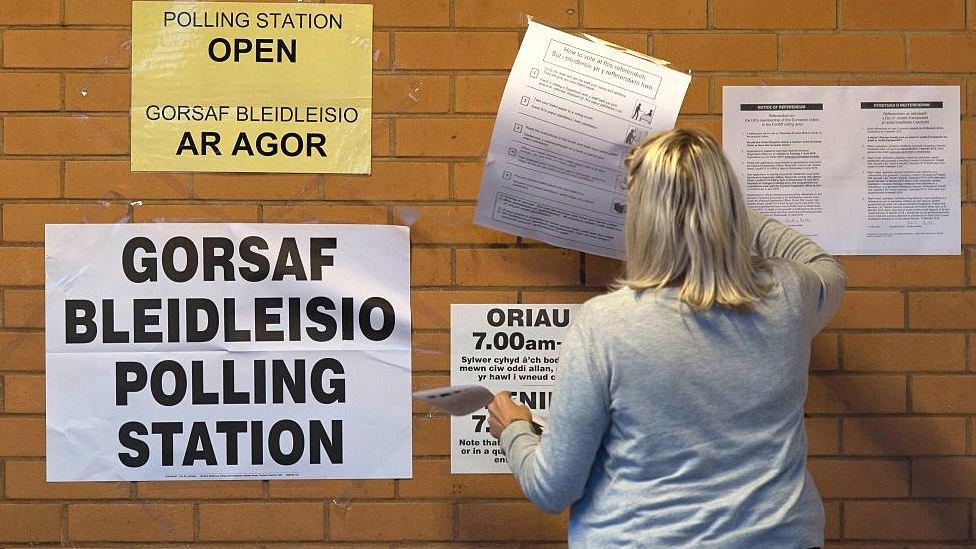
xmin=492 ymin=312 xmax=611 ymax=514
xmin=748 ymin=209 xmax=847 ymax=333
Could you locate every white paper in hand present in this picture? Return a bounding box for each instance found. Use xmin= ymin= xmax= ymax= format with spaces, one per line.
xmin=412 ymin=385 xmax=495 ymax=416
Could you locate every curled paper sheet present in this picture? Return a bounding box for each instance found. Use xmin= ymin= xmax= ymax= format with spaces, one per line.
xmin=412 ymin=385 xmax=495 ymax=416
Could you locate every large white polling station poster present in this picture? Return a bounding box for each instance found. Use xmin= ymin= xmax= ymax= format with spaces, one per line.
xmin=46 ymin=224 xmax=411 ymax=481
xmin=723 ymin=86 xmax=960 ymax=255
xmin=475 ymin=21 xmax=690 ymax=259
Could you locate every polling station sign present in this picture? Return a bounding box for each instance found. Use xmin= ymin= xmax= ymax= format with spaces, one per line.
xmin=45 ymin=224 xmax=410 ymax=481
xmin=131 ymin=2 xmax=372 ymax=173
xmin=451 ymin=304 xmax=578 ymax=474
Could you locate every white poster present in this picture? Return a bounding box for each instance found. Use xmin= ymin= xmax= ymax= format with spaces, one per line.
xmin=723 ymin=86 xmax=961 ymax=255
xmin=451 ymin=304 xmax=578 ymax=474
xmin=474 ymin=21 xmax=691 ymax=259
xmin=46 ymin=224 xmax=411 ymax=481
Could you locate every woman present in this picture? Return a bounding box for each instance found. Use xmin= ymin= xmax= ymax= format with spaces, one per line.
xmin=487 ymin=128 xmax=845 ymax=547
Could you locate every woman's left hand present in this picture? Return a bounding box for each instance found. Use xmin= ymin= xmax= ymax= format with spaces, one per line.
xmin=487 ymin=391 xmax=534 ymax=440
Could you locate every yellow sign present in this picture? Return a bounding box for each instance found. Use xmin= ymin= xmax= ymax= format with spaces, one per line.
xmin=131 ymin=2 xmax=372 ymax=173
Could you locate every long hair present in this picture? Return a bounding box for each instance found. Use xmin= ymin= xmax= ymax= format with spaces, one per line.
xmin=616 ymin=128 xmax=772 ymax=312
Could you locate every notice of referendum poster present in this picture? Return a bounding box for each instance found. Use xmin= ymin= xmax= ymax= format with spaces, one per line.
xmin=131 ymin=2 xmax=372 ymax=173
xmin=475 ymin=22 xmax=691 ymax=258
xmin=451 ymin=304 xmax=578 ymax=474
xmin=723 ymin=86 xmax=960 ymax=255
xmin=46 ymin=224 xmax=411 ymax=481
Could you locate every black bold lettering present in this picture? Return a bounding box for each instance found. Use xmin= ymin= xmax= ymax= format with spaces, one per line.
xmin=116 ymin=361 xmax=147 ymax=406
xmin=118 ymin=422 xmax=149 ymax=467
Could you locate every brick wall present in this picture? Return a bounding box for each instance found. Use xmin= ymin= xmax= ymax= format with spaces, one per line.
xmin=0 ymin=0 xmax=974 ymax=545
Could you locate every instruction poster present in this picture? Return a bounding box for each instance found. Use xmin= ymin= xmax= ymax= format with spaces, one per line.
xmin=131 ymin=2 xmax=372 ymax=173
xmin=46 ymin=224 xmax=411 ymax=481
xmin=451 ymin=304 xmax=578 ymax=474
xmin=723 ymin=86 xmax=960 ymax=255
xmin=474 ymin=21 xmax=691 ymax=258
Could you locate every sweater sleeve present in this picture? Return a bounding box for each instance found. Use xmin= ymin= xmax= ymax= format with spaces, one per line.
xmin=498 ymin=309 xmax=611 ymax=514
xmin=748 ymin=209 xmax=847 ymax=334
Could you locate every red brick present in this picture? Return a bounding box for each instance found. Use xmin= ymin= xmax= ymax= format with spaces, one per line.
xmin=413 ymin=414 xmax=450 ymax=455
xmin=912 ymin=375 xmax=976 ymax=413
xmin=843 ymin=333 xmax=966 ymax=372
xmin=4 ymin=290 xmax=43 ymax=330
xmin=843 ymin=0 xmax=965 ymax=29
xmin=458 ymin=502 xmax=568 ymax=541
xmin=397 ymin=205 xmax=515 ymax=244
xmin=912 ymin=457 xmax=976 ymax=496
xmin=132 ymin=204 xmax=258 ymax=223
xmin=4 ymin=30 xmax=131 ymax=68
xmin=584 ymin=255 xmax=622 ymax=288
xmin=806 ymin=375 xmax=906 ymax=413
xmin=413 ymin=331 xmax=450 ymax=371
xmin=374 ymin=117 xmax=392 ymax=157
xmin=0 ymin=503 xmax=63 ymax=543
xmin=412 ymin=290 xmax=517 ymax=330
xmin=964 ymin=118 xmax=976 ymax=159
xmin=5 ymin=460 xmax=129 ymax=499
xmin=345 ymin=0 xmax=450 ymax=27
xmin=199 ymin=503 xmax=324 ymax=541
xmin=413 ymin=247 xmax=452 ymax=286
xmin=844 ymin=501 xmax=968 ymax=540
xmin=3 ymin=203 xmax=129 ymax=242
xmin=373 ymin=32 xmax=391 ymax=70
xmin=136 ymin=481 xmax=264 ymax=500
xmin=456 ymin=75 xmax=508 ymax=114
xmin=582 ymin=0 xmax=706 ymax=29
xmin=523 ymin=289 xmax=603 ymax=303
xmin=0 ymin=333 xmax=45 ymax=371
xmin=375 ymin=74 xmax=450 ymax=114
xmin=4 ymin=115 xmax=127 ymax=155
xmin=0 ymin=418 xmax=44 ymax=457
xmin=395 ymin=118 xmax=494 ymax=157
xmin=68 ymin=503 xmax=194 ymax=542
xmin=403 ymin=458 xmax=525 ymax=498
xmin=843 ymin=417 xmax=967 ymax=456
xmin=653 ymin=34 xmax=777 ymax=72
xmin=64 ymin=0 xmax=131 ymax=24
xmin=64 ymin=161 xmax=192 ymax=199
xmin=910 ymin=34 xmax=976 ymax=72
xmin=827 ymin=291 xmax=904 ymax=329
xmin=839 ymin=256 xmax=965 ymax=287
xmin=810 ymin=333 xmax=839 ymax=371
xmin=268 ymin=479 xmax=393 ymax=499
xmin=0 ymin=247 xmax=44 ymax=286
xmin=263 ymin=205 xmax=388 ymax=225
xmin=0 ymin=0 xmax=59 ymax=24
xmin=715 ymin=0 xmax=836 ymax=29
xmin=454 ymin=161 xmax=485 ymax=199
xmin=329 ymin=502 xmax=453 ymax=541
xmin=807 ymin=459 xmax=909 ymax=497
xmin=782 ymin=34 xmax=905 ymax=72
xmin=327 ymin=162 xmax=450 ymax=200
xmin=456 ymin=0 xmax=578 ymax=28
xmin=0 ymin=160 xmax=60 ymax=199
xmin=824 ymin=501 xmax=840 ymax=539
xmin=0 ymin=73 xmax=61 ymax=111
xmin=457 ymin=248 xmax=580 ymax=286
xmin=193 ymin=174 xmax=318 ymax=201
xmin=681 ymin=76 xmax=711 ymax=115
xmin=909 ymin=291 xmax=976 ymax=329
xmin=806 ymin=417 xmax=839 ymax=455
xmin=395 ymin=32 xmax=519 ymax=70
xmin=2 ymin=374 xmax=44 ymax=413
xmin=65 ymin=73 xmax=130 ymax=111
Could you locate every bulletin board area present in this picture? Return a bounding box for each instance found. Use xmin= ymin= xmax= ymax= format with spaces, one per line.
xmin=0 ymin=0 xmax=975 ymax=546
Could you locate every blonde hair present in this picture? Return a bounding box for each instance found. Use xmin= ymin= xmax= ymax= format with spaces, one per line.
xmin=617 ymin=128 xmax=771 ymax=312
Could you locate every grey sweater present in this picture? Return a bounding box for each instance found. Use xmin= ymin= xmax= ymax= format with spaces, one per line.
xmin=500 ymin=212 xmax=846 ymax=548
